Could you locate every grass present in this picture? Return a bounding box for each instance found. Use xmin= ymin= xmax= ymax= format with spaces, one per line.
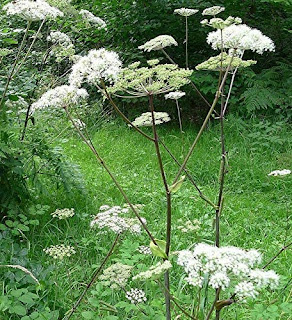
xmin=1 ymin=116 xmax=291 ymax=320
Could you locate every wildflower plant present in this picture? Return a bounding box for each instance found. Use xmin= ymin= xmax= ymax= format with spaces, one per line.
xmin=3 ymin=1 xmax=287 ymax=320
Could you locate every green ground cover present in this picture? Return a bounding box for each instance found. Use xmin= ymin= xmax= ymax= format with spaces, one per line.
xmin=1 ymin=117 xmax=291 ymax=319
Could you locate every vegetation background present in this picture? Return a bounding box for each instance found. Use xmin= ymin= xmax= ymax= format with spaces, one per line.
xmin=0 ymin=0 xmax=291 ymax=319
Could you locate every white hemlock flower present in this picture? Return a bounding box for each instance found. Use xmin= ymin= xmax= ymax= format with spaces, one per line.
xmin=79 ymin=9 xmax=106 ymax=29
xmin=31 ymin=85 xmax=88 ymax=112
xmin=126 ymin=288 xmax=147 ymax=304
xmin=177 ymin=243 xmax=279 ymax=301
xmin=133 ymin=261 xmax=172 ymax=281
xmin=138 ymin=245 xmax=152 ymax=255
xmin=131 ymin=112 xmax=171 ymax=127
xmin=3 ymin=0 xmax=64 ymax=21
xmin=90 ymin=204 xmax=146 ymax=235
xmin=165 ymin=91 xmax=186 ymax=100
xmin=43 ymin=244 xmax=76 ymax=259
xmin=268 ymin=169 xmax=291 ymax=176
xmin=174 ymin=8 xmax=199 ymax=17
xmin=202 ymin=6 xmax=225 ymax=16
xmin=51 ymin=208 xmax=75 ymax=219
xmin=69 ymin=48 xmax=122 ymax=87
xmin=47 ymin=31 xmax=75 ymax=62
xmin=207 ymin=24 xmax=275 ymax=54
xmin=99 ymin=263 xmax=133 ymax=289
xmin=138 ymin=35 xmax=178 ymax=52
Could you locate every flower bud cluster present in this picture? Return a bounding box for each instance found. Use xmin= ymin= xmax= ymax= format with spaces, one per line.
xmin=126 ymin=288 xmax=147 ymax=304
xmin=51 ymin=208 xmax=75 ymax=220
xmin=131 ymin=112 xmax=171 ymax=127
xmin=43 ymin=244 xmax=76 ymax=259
xmin=99 ymin=263 xmax=133 ymax=289
xmin=196 ymin=53 xmax=256 ymax=71
xmin=133 ymin=261 xmax=172 ymax=281
xmin=165 ymin=91 xmax=186 ymax=100
xmin=174 ymin=8 xmax=198 ymax=17
xmin=201 ymin=16 xmax=242 ymax=29
xmin=177 ymin=218 xmax=200 ymax=233
xmin=90 ymin=204 xmax=146 ymax=235
xmin=138 ymin=35 xmax=178 ymax=52
xmin=202 ymin=6 xmax=225 ymax=16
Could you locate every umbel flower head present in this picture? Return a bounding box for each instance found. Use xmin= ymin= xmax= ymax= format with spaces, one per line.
xmin=138 ymin=35 xmax=178 ymax=52
xmin=202 ymin=6 xmax=225 ymax=16
xmin=165 ymin=91 xmax=185 ymax=100
xmin=177 ymin=243 xmax=279 ymax=301
xmin=108 ymin=62 xmax=192 ymax=97
xmin=51 ymin=208 xmax=75 ymax=220
xmin=126 ymin=288 xmax=147 ymax=304
xmin=201 ymin=16 xmax=242 ymax=30
xmin=30 ymin=85 xmax=88 ymax=113
xmin=3 ymin=0 xmax=64 ymax=21
xmin=196 ymin=53 xmax=257 ymax=71
xmin=43 ymin=244 xmax=76 ymax=260
xmin=131 ymin=112 xmax=171 ymax=127
xmin=90 ymin=204 xmax=146 ymax=235
xmin=79 ymin=9 xmax=106 ymax=29
xmin=207 ymin=24 xmax=275 ymax=54
xmin=133 ymin=260 xmax=172 ymax=281
xmin=69 ymin=48 xmax=122 ymax=87
xmin=99 ymin=263 xmax=133 ymax=289
xmin=174 ymin=8 xmax=199 ymax=17
xmin=47 ymin=31 xmax=75 ymax=62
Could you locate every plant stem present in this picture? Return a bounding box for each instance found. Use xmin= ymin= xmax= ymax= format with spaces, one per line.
xmin=159 ymin=138 xmax=217 ymax=209
xmin=0 ymin=21 xmax=31 ymax=109
xmin=63 ymin=234 xmax=120 ymax=320
xmin=65 ymin=108 xmax=157 ymax=244
xmin=205 ymin=287 xmax=221 ymax=320
xmin=149 ymin=95 xmax=172 ymax=320
xmin=185 ymin=16 xmax=188 ymax=69
xmin=262 ymin=242 xmax=292 ymax=269
xmin=176 ymin=99 xmax=183 ymax=134
xmin=172 ymin=56 xmax=234 ymax=185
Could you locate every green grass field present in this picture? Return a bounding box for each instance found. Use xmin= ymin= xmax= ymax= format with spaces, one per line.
xmin=1 ymin=117 xmax=291 ymax=319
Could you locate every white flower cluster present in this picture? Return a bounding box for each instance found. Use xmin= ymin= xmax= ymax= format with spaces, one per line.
xmin=177 ymin=243 xmax=279 ymax=300
xmin=133 ymin=261 xmax=172 ymax=281
xmin=90 ymin=204 xmax=146 ymax=235
xmin=137 ymin=245 xmax=152 ymax=255
xmin=3 ymin=0 xmax=63 ymax=21
xmin=51 ymin=208 xmax=74 ymax=219
xmin=69 ymin=48 xmax=122 ymax=87
xmin=30 ymin=85 xmax=88 ymax=112
xmin=79 ymin=9 xmax=106 ymax=29
xmin=72 ymin=118 xmax=86 ymax=130
xmin=174 ymin=8 xmax=199 ymax=17
xmin=99 ymin=263 xmax=133 ymax=289
xmin=201 ymin=16 xmax=242 ymax=30
xmin=43 ymin=244 xmax=76 ymax=259
xmin=177 ymin=218 xmax=200 ymax=233
xmin=131 ymin=112 xmax=171 ymax=127
xmin=47 ymin=31 xmax=75 ymax=62
xmin=165 ymin=91 xmax=185 ymax=100
xmin=207 ymin=24 xmax=275 ymax=54
xmin=126 ymin=288 xmax=147 ymax=304
xmin=202 ymin=6 xmax=225 ymax=16
xmin=268 ymin=169 xmax=291 ymax=176
xmin=147 ymin=59 xmax=160 ymax=66
xmin=138 ymin=35 xmax=178 ymax=52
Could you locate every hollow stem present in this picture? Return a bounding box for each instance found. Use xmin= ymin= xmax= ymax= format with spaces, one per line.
xmin=149 ymin=95 xmax=172 ymax=320
xmin=185 ymin=16 xmax=188 ymax=69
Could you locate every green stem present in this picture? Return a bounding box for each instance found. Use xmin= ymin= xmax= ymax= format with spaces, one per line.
xmin=185 ymin=16 xmax=188 ymax=68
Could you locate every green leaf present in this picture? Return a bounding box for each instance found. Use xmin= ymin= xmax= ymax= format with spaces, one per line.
xmin=81 ymin=311 xmax=94 ymax=319
xmin=168 ymin=175 xmax=185 ymax=193
xmin=150 ymin=239 xmax=167 ymax=259
xmin=10 ymin=305 xmax=27 ymax=316
xmin=3 ymin=38 xmax=18 ymax=45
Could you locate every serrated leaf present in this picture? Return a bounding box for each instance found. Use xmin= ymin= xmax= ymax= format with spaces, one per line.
xmin=150 ymin=239 xmax=167 ymax=259
xmin=168 ymin=175 xmax=185 ymax=193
